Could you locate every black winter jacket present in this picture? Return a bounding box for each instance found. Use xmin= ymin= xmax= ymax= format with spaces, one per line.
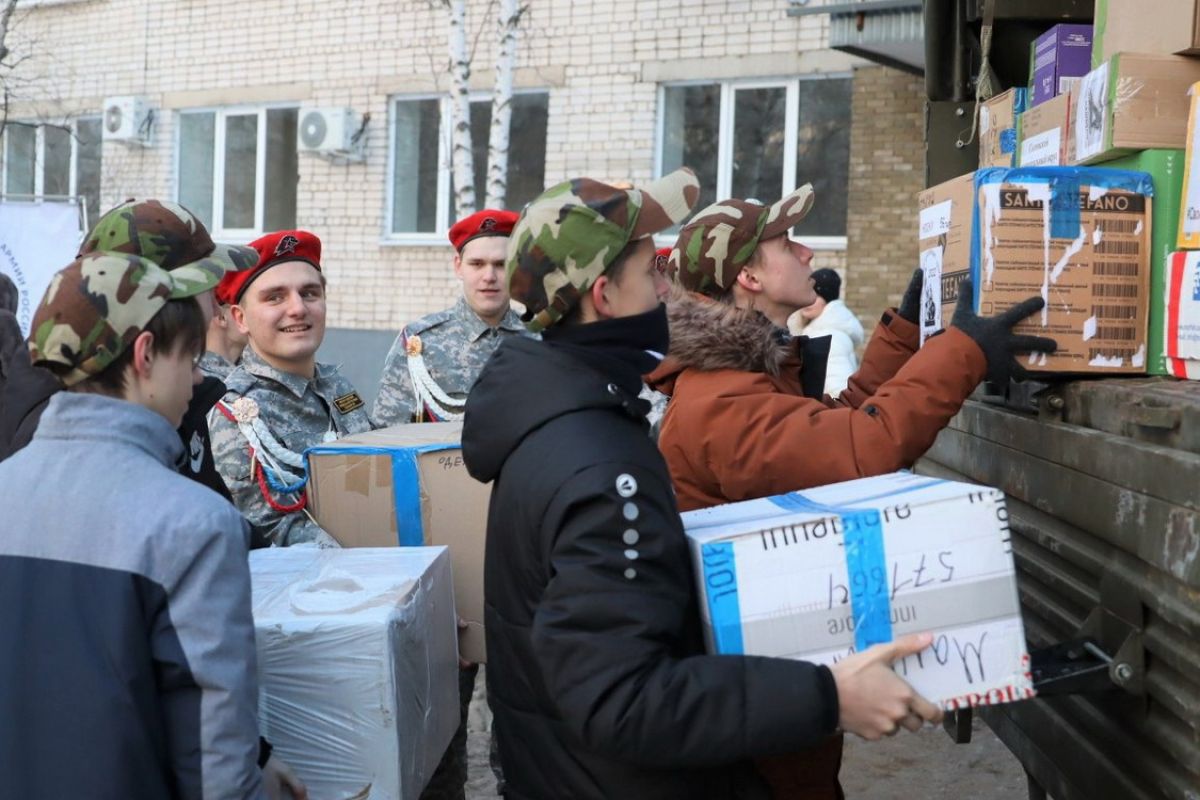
xmin=462 ymin=334 xmax=840 ymax=800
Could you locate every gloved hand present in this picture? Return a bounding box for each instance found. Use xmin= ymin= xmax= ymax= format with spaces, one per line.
xmin=950 ymin=279 xmax=1058 ymax=385
xmin=897 ymin=268 xmax=923 ymax=324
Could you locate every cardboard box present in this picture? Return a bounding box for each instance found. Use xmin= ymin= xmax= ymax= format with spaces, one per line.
xmin=1018 ymin=90 xmax=1074 ymax=167
xmin=972 ymin=167 xmax=1153 ymax=374
xmin=1165 ymin=251 xmax=1200 ymax=380
xmin=1030 ymin=24 xmax=1092 ymax=108
xmin=979 ymin=88 xmax=1026 ymax=168
xmin=1074 ymin=53 xmax=1200 ymax=165
xmin=917 ymin=171 xmax=975 ymax=345
xmin=682 ymin=473 xmax=1035 ymax=711
xmin=1106 ymin=150 xmax=1186 ymax=375
xmin=1092 ymin=0 xmax=1200 ymax=67
xmin=251 ymin=547 xmax=459 ymax=800
xmin=306 ymin=422 xmax=490 ymax=663
xmin=1179 ymin=82 xmax=1200 ymax=249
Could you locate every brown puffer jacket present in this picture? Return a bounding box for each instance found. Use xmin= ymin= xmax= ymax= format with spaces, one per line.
xmin=649 ymin=293 xmax=987 ymax=513
xmin=647 ymin=294 xmax=987 ymax=799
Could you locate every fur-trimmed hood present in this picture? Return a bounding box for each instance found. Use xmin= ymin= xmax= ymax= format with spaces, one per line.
xmin=647 ymin=293 xmax=794 ymax=395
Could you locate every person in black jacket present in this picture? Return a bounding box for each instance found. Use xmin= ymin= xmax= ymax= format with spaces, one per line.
xmin=461 ymin=170 xmax=943 ymax=800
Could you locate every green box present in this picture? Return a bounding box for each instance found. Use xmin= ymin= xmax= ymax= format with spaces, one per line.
xmin=1103 ymin=149 xmax=1185 ymax=375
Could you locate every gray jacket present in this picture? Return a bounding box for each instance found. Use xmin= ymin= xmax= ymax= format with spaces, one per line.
xmin=0 ymin=392 xmax=264 ymax=799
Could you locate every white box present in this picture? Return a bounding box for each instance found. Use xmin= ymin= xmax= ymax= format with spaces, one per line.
xmin=250 ymin=547 xmax=459 ymax=800
xmin=682 ymin=473 xmax=1036 ymax=711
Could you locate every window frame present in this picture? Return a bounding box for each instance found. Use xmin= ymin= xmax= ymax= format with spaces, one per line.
xmin=383 ymin=88 xmax=549 ymax=246
xmin=0 ymin=117 xmax=102 ymax=229
xmin=654 ymin=74 xmax=851 ymax=250
xmin=174 ymin=103 xmax=300 ymax=242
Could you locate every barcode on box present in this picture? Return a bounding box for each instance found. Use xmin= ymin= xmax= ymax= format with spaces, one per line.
xmin=1092 ymin=283 xmax=1139 ymax=297
xmin=1094 ymin=326 xmax=1138 ymax=341
xmin=1092 ymin=261 xmax=1139 ymax=276
xmin=1090 ymin=305 xmax=1137 ymax=320
xmin=1098 ymin=220 xmax=1141 ymax=234
xmin=1093 ymin=241 xmax=1141 ymax=256
xmin=1089 ymin=347 xmax=1137 ymax=360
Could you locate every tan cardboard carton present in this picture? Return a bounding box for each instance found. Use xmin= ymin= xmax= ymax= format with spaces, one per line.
xmin=306 ymin=422 xmax=490 ymax=663
xmin=979 ymin=88 xmax=1025 ymax=168
xmin=1075 ymin=53 xmax=1200 ymax=165
xmin=917 ymin=172 xmax=975 ymax=344
xmin=1178 ymin=81 xmax=1200 ymax=249
xmin=1018 ymin=91 xmax=1073 ymax=167
xmin=974 ymin=169 xmax=1152 ymax=373
xmin=1092 ymin=0 xmax=1200 ymax=67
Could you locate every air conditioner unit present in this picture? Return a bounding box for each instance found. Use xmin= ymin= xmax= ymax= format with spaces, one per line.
xmin=297 ymin=107 xmax=363 ymax=157
xmin=102 ymin=96 xmax=154 ymax=145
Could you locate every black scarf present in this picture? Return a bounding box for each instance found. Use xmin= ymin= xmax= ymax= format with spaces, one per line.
xmin=542 ymin=304 xmax=670 ymax=397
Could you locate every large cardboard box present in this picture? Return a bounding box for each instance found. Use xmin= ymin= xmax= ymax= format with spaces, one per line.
xmin=682 ymin=473 xmax=1035 ymax=711
xmin=306 ymin=422 xmax=490 ymax=663
xmin=1165 ymin=251 xmax=1200 ymax=380
xmin=1105 ymin=149 xmax=1186 ymax=375
xmin=1178 ymin=81 xmax=1200 ymax=249
xmin=1018 ymin=90 xmax=1074 ymax=167
xmin=917 ymin=171 xmax=975 ymax=344
xmin=251 ymin=547 xmax=459 ymax=800
xmin=979 ymin=88 xmax=1026 ymax=168
xmin=971 ymin=167 xmax=1153 ymax=374
xmin=1092 ymin=0 xmax=1200 ymax=67
xmin=1074 ymin=53 xmax=1200 ymax=165
xmin=1029 ymin=24 xmax=1092 ymax=108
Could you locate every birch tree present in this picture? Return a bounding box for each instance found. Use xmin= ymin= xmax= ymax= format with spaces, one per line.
xmin=483 ymin=0 xmax=527 ymax=208
xmin=446 ymin=0 xmax=476 ymax=219
xmin=0 ymin=0 xmax=21 ymax=137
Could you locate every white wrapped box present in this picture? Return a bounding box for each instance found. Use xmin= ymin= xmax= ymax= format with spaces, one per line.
xmin=250 ymin=547 xmax=459 ymax=800
xmin=682 ymin=472 xmax=1036 ymax=711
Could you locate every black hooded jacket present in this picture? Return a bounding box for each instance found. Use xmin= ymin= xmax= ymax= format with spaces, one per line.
xmin=461 ymin=330 xmax=840 ymax=800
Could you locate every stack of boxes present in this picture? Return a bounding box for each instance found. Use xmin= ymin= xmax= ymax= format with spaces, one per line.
xmin=919 ymin=1 xmax=1200 ymax=379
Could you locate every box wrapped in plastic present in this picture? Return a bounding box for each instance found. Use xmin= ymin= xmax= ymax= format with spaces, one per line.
xmin=249 ymin=546 xmax=459 ymax=800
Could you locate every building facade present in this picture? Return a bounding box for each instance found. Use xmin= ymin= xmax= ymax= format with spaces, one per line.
xmin=1 ymin=0 xmax=924 ymax=334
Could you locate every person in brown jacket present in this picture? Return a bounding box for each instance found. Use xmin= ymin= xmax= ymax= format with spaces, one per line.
xmin=650 ymin=185 xmax=1056 ymax=799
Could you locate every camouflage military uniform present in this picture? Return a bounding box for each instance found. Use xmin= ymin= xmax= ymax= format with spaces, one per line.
xmin=210 ymin=348 xmax=372 ymax=547
xmin=372 ymin=297 xmax=530 ymax=426
xmin=197 ymin=351 xmax=235 ymax=381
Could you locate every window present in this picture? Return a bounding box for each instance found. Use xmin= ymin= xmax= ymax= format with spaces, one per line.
xmin=388 ymin=91 xmax=549 ymax=239
xmin=657 ymin=76 xmax=852 ymax=242
xmin=1 ymin=118 xmax=103 ymax=226
xmin=177 ymin=106 xmax=299 ymax=239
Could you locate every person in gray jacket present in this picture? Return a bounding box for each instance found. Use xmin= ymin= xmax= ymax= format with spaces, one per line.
xmin=0 ymin=252 xmax=267 ymax=799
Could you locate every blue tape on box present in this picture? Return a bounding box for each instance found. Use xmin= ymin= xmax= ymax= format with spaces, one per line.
xmin=306 ymin=442 xmax=460 ymax=547
xmin=969 ymin=167 xmax=1156 ymax=309
xmin=1000 ymin=128 xmax=1017 ymax=155
xmin=766 ymin=477 xmax=947 ymax=651
xmin=700 ymin=542 xmax=744 ymax=654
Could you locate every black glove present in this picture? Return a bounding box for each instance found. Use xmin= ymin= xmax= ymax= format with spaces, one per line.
xmin=897 ymin=268 xmax=923 ymax=324
xmin=949 ymin=279 xmax=1058 ymax=385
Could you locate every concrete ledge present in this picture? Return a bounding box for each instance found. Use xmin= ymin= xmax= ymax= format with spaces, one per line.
xmin=161 ymin=82 xmax=315 ymax=109
xmin=641 ymin=50 xmax=866 ymax=83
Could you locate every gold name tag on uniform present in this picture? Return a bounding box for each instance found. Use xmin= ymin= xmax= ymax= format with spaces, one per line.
xmin=333 ymin=391 xmax=365 ymax=414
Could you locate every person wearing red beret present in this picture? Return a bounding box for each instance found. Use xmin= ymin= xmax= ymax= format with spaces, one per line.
xmin=209 ymin=230 xmax=374 ymax=548
xmin=198 ymin=271 xmax=251 ymax=381
xmin=372 ymin=209 xmax=533 ymax=427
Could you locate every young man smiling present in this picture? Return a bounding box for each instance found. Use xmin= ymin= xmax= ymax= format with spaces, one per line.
xmin=210 ymin=230 xmax=372 ymax=547
xmin=372 ymin=209 xmax=529 ymax=426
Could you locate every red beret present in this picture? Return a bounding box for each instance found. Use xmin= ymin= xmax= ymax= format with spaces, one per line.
xmin=655 ymin=247 xmax=675 ymax=278
xmin=219 ymin=230 xmax=323 ymax=304
xmin=449 ymin=209 xmax=518 ymax=252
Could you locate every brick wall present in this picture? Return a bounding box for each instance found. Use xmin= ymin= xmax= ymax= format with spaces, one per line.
xmin=6 ymin=0 xmax=855 ymax=331
xmin=843 ymin=65 xmax=926 ymax=329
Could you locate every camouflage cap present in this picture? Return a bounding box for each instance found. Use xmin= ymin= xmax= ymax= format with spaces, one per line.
xmin=29 ymin=252 xmax=219 ymax=387
xmin=507 ymin=167 xmax=700 ymax=332
xmin=673 ymin=184 xmax=815 ymax=294
xmin=79 ymin=199 xmax=259 ymax=277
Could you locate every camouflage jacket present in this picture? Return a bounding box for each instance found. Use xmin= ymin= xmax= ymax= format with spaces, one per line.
xmin=197 ymin=351 xmax=235 ymax=381
xmin=372 ymin=297 xmax=530 ymax=426
xmin=210 ymin=348 xmax=372 ymax=546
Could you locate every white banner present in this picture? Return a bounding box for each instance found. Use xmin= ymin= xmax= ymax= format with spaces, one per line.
xmin=0 ymin=201 xmax=85 ymax=336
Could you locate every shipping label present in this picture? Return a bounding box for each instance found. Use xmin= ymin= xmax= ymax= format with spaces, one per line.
xmin=1020 ymin=128 xmax=1062 ymax=167
xmin=1075 ymin=62 xmax=1109 ymax=162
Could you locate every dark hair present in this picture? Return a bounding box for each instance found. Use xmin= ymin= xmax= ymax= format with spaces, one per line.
xmin=0 ymin=273 xmax=17 ymax=314
xmin=811 ymin=268 xmax=842 ymax=302
xmin=52 ymin=297 xmax=207 ymax=395
xmin=557 ymin=239 xmax=640 ymax=327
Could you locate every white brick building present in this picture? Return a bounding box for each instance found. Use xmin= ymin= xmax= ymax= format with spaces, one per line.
xmin=2 ymin=0 xmax=918 ymax=334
